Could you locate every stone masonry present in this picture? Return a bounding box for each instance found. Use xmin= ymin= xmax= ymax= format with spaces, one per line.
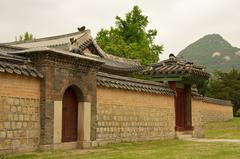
xmin=96 ymin=87 xmax=175 ymax=144
xmin=192 ymin=98 xmax=233 ymax=137
xmin=0 ymin=97 xmax=40 ymax=154
xmin=0 ymin=74 xmax=40 ymax=154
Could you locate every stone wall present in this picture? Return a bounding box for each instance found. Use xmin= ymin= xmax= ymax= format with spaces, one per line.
xmin=96 ymin=87 xmax=175 ymax=144
xmin=0 ymin=74 xmax=40 ymax=154
xmin=192 ymin=98 xmax=233 ymax=137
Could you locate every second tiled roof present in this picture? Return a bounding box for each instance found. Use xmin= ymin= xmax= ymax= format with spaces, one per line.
xmin=144 ymin=54 xmax=210 ymax=78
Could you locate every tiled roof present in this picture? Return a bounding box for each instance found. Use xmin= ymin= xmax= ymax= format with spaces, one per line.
xmin=191 ymin=87 xmax=204 ymax=100
xmin=191 ymin=88 xmax=232 ymax=106
xmin=4 ymin=31 xmax=83 ymax=48
xmin=51 ymin=44 xmax=143 ymax=72
xmin=0 ymin=51 xmax=26 ymax=63
xmin=49 ymin=42 xmax=141 ymax=68
xmin=9 ymin=47 xmax=104 ymax=64
xmin=66 ymin=30 xmax=142 ymax=72
xmin=1 ymin=28 xmax=142 ymax=74
xmin=97 ymin=72 xmax=175 ymax=95
xmin=0 ymin=53 xmax=43 ymax=78
xmin=99 ymin=57 xmax=143 ymax=73
xmin=203 ymin=97 xmax=233 ymax=106
xmin=144 ymin=54 xmax=210 ymax=78
xmin=0 ymin=44 xmax=24 ymax=54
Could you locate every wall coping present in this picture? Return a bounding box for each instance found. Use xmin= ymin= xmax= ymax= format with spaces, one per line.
xmin=202 ymin=97 xmax=233 ymax=106
xmin=0 ymin=63 xmax=43 ymax=78
xmin=97 ymin=72 xmax=175 ymax=96
xmin=191 ymin=88 xmax=232 ymax=106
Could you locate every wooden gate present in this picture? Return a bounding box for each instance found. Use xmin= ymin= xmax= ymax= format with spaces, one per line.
xmin=62 ymin=87 xmax=78 ymax=142
xmin=175 ymin=86 xmax=192 ymax=131
xmin=175 ymin=88 xmax=186 ymax=131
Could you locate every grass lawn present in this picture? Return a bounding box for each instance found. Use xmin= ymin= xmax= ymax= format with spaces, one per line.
xmin=203 ymin=118 xmax=240 ymax=139
xmin=3 ymin=139 xmax=240 ymax=159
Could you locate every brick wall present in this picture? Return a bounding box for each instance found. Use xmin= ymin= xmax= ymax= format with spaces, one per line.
xmin=192 ymin=98 xmax=233 ymax=137
xmin=96 ymin=87 xmax=175 ymax=144
xmin=0 ymin=73 xmax=40 ymax=154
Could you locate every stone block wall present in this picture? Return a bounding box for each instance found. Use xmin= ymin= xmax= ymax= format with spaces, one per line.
xmin=192 ymin=98 xmax=233 ymax=137
xmin=0 ymin=74 xmax=40 ymax=154
xmin=96 ymin=87 xmax=175 ymax=143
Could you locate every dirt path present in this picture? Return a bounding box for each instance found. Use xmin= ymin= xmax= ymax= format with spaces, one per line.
xmin=184 ymin=138 xmax=240 ymax=143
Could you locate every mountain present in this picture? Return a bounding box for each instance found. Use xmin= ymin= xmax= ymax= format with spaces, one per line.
xmin=177 ymin=34 xmax=240 ymax=73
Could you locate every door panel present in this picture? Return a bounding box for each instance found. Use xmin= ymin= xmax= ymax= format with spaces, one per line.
xmin=176 ymin=88 xmax=186 ymax=131
xmin=62 ymin=87 xmax=78 ymax=142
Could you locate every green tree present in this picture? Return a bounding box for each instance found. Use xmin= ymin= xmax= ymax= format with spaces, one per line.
xmin=206 ymin=69 xmax=240 ymax=116
xmin=196 ymin=80 xmax=209 ymax=96
xmin=17 ymin=32 xmax=34 ymax=41
xmin=96 ymin=6 xmax=163 ymax=65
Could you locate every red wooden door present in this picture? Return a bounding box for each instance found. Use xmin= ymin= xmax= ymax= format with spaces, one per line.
xmin=169 ymin=82 xmax=192 ymax=131
xmin=62 ymin=87 xmax=78 ymax=142
xmin=175 ymin=88 xmax=186 ymax=131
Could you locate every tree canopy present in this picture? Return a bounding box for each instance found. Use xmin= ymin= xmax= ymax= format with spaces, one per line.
xmin=204 ymin=69 xmax=240 ymax=116
xmin=16 ymin=32 xmax=34 ymax=41
xmin=96 ymin=6 xmax=163 ymax=65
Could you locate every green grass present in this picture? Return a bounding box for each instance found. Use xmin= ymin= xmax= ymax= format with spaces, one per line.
xmin=203 ymin=118 xmax=240 ymax=139
xmin=2 ymin=118 xmax=240 ymax=159
xmin=2 ymin=139 xmax=240 ymax=159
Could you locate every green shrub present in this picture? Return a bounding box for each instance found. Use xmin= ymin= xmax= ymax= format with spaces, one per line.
xmin=235 ymin=109 xmax=240 ymax=117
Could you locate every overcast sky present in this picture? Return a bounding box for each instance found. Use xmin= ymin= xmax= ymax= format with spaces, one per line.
xmin=0 ymin=0 xmax=239 ymax=59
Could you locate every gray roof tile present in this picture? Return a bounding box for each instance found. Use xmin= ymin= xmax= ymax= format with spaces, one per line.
xmin=203 ymin=97 xmax=233 ymax=106
xmin=0 ymin=53 xmax=43 ymax=78
xmin=144 ymin=54 xmax=210 ymax=78
xmin=97 ymin=72 xmax=175 ymax=96
xmin=191 ymin=88 xmax=232 ymax=106
xmin=1 ymin=28 xmax=142 ymax=74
